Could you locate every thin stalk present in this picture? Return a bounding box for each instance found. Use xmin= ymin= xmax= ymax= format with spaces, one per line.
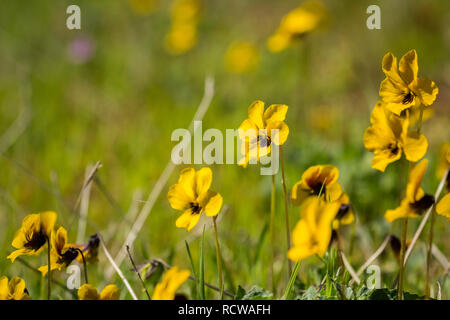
xmin=75 ymin=248 xmax=88 ymax=284
xmin=425 ymin=207 xmax=436 ymax=299
xmin=280 ymin=146 xmax=292 ymax=275
xmin=126 ymin=245 xmax=151 ymax=300
xmin=47 ymin=237 xmax=51 ymax=300
xmin=270 ymin=174 xmax=276 ymax=293
xmin=398 ymin=216 xmax=408 ymax=300
xmin=417 ymin=104 xmax=424 ymax=135
xmin=212 ymin=217 xmax=224 ymax=299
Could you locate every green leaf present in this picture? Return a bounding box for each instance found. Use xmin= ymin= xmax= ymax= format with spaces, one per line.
xmin=369 ymin=288 xmax=424 ymax=300
xmin=241 ymin=285 xmax=273 ymax=300
xmin=235 ymin=285 xmax=246 ymax=300
xmin=282 ymin=261 xmax=301 ymax=300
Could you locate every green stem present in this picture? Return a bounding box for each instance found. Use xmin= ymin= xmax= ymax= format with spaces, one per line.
xmin=212 ymin=217 xmax=224 ymax=299
xmin=270 ymin=174 xmax=276 ymax=293
xmin=425 ymin=207 xmax=436 ymax=299
xmin=47 ymin=237 xmax=51 ymax=300
xmin=398 ymin=216 xmax=408 ymax=300
xmin=280 ymin=146 xmax=292 ymax=275
xmin=75 ymin=248 xmax=89 ymax=285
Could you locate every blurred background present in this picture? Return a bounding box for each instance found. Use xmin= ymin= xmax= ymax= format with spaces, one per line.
xmin=0 ymin=0 xmax=449 ymax=299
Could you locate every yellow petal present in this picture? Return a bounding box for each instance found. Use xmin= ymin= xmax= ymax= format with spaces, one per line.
xmin=78 ymin=284 xmax=100 ymax=300
xmin=371 ymin=148 xmax=402 ymax=172
xmin=398 ymin=49 xmax=418 ymax=85
xmin=416 ymin=77 xmax=438 ymax=106
xmin=403 ymin=131 xmax=427 ymax=163
xmin=195 ymin=167 xmax=212 ymax=198
xmin=99 ymin=284 xmax=120 ymax=300
xmin=0 ymin=276 xmax=9 ymax=300
xmin=247 ymin=100 xmax=265 ymax=129
xmin=199 ymin=190 xmax=223 ymax=217
xmin=266 ymin=121 xmax=289 ymax=145
xmin=178 ymin=168 xmax=196 ymax=200
xmin=291 ymin=181 xmax=310 ymax=205
xmin=175 ymin=209 xmax=201 ymax=231
xmin=40 ymin=211 xmax=57 ymax=236
xmin=7 ymin=248 xmax=32 ymax=263
xmin=381 ymin=52 xmax=405 ymax=86
xmin=385 ymin=199 xmax=418 ymax=222
xmin=168 ymin=184 xmax=193 ymax=210
xmin=9 ymin=277 xmax=27 ymax=300
xmin=436 ymin=193 xmax=450 ymax=220
xmin=406 ymin=159 xmax=428 ymax=202
xmin=263 ymin=104 xmax=288 ymax=124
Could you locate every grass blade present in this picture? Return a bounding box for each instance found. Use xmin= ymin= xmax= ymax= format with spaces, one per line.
xmin=199 ymin=225 xmax=206 ymax=300
xmin=282 ymin=261 xmax=301 ymax=300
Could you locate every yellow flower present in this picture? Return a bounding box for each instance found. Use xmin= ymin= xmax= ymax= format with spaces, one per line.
xmin=436 ymin=142 xmax=450 ymax=179
xmin=168 ymin=167 xmax=223 ymax=231
xmin=436 ymin=193 xmax=450 ymax=220
xmin=38 ymin=227 xmax=79 ymax=276
xmin=385 ymin=159 xmax=434 ymax=222
xmin=291 ymin=165 xmax=343 ymax=204
xmin=267 ymin=0 xmax=326 ymax=53
xmin=332 ymin=192 xmax=355 ymax=229
xmin=165 ymin=23 xmax=197 ymax=56
xmin=238 ymin=100 xmax=289 ymax=167
xmin=379 ymin=49 xmax=438 ymax=116
xmin=0 ymin=276 xmax=30 ymax=300
xmin=363 ymin=101 xmax=427 ymax=172
xmin=171 ymin=0 xmax=200 ymax=24
xmin=7 ymin=211 xmax=57 ymax=262
xmin=129 ymin=0 xmax=158 ymax=15
xmin=288 ymin=197 xmax=340 ymax=262
xmin=224 ymin=41 xmax=259 ymax=74
xmin=152 ymin=266 xmax=190 ymax=300
xmin=78 ymin=284 xmax=120 ymax=300
xmin=165 ymin=0 xmax=200 ymax=55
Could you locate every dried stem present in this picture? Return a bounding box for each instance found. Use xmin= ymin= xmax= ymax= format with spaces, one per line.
xmin=126 ymin=245 xmax=151 ymax=300
xmin=98 ymin=233 xmax=138 ymax=300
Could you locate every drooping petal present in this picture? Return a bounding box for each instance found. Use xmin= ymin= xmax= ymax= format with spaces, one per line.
xmin=7 ymin=248 xmax=33 ymax=263
xmin=175 ymin=209 xmax=201 ymax=232
xmin=195 ymin=167 xmax=212 ymax=198
xmin=416 ymin=77 xmax=438 ymax=106
xmin=371 ymin=148 xmax=402 ymax=172
xmin=266 ymin=121 xmax=289 ymax=145
xmin=263 ymin=104 xmax=288 ymax=124
xmin=385 ymin=199 xmax=418 ymax=222
xmin=403 ymin=131 xmax=428 ymax=163
xmin=199 ymin=190 xmax=223 ymax=217
xmin=398 ymin=49 xmax=418 ymax=85
xmin=436 ymin=193 xmax=450 ymax=220
xmin=406 ymin=159 xmax=428 ymax=202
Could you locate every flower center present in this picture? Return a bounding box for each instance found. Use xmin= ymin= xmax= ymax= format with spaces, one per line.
xmin=24 ymin=229 xmax=47 ymax=251
xmin=57 ymin=247 xmax=79 ymax=266
xmin=410 ymin=194 xmax=435 ymax=214
xmin=402 ymin=91 xmax=415 ymax=105
xmin=258 ymin=135 xmax=271 ymax=148
xmin=189 ymin=202 xmax=202 ymax=215
xmin=388 ymin=143 xmax=399 ymax=155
